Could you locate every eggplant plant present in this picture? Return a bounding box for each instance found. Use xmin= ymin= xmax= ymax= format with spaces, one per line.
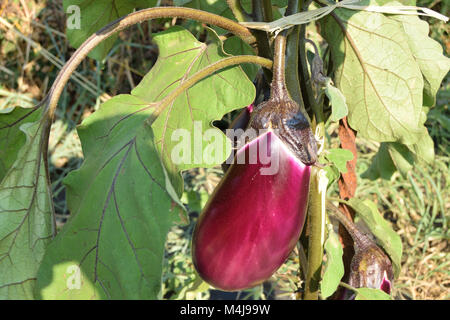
xmin=0 ymin=0 xmax=448 ymax=300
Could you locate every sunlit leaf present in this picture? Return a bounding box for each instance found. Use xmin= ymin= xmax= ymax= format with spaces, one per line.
xmin=36 ymin=26 xmax=255 ymax=299
xmin=326 ymin=148 xmax=354 ymax=173
xmin=0 ymin=114 xmax=54 ymax=299
xmin=321 ymin=223 xmax=344 ymax=299
xmin=133 ymin=26 xmax=255 ymax=193
xmin=355 ymin=287 xmax=392 ymax=300
xmin=322 ymin=1 xmax=425 ymax=144
xmin=324 ymin=80 xmax=348 ymax=122
xmin=36 ymin=95 xmax=184 ymax=299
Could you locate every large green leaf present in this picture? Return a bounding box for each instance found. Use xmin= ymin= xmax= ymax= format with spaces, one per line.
xmin=36 ymin=26 xmax=255 ymax=299
xmin=0 ymin=114 xmax=54 ymax=299
xmin=63 ymin=0 xmax=157 ymax=61
xmin=0 ymin=107 xmax=40 ymax=182
xmin=373 ymin=0 xmax=450 ymax=107
xmin=393 ymin=14 xmax=450 ymax=107
xmin=321 ymin=223 xmax=344 ymax=299
xmin=132 ymin=26 xmax=255 ymax=193
xmin=348 ymin=198 xmax=403 ymax=277
xmin=36 ymin=95 xmax=184 ymax=299
xmin=322 ymin=2 xmax=425 ymax=144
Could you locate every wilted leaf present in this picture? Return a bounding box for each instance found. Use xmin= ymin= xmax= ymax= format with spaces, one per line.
xmin=63 ymin=0 xmax=157 ymax=60
xmin=405 ymin=128 xmax=434 ymax=164
xmin=0 ymin=115 xmax=54 ymax=299
xmin=322 ymin=1 xmax=425 ymax=144
xmin=348 ymin=198 xmax=402 ymax=277
xmin=321 ymin=223 xmax=344 ymax=299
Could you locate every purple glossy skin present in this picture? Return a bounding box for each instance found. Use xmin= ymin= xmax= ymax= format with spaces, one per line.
xmin=192 ymin=131 xmax=311 ymax=291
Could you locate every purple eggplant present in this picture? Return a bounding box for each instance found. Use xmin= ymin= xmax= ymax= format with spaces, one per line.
xmin=192 ymin=32 xmax=317 ymax=291
xmin=192 ymin=130 xmax=311 ymax=291
xmin=349 ymin=245 xmax=394 ymax=294
xmin=221 ymin=104 xmax=254 ymax=173
xmin=327 ymin=203 xmax=394 ymax=295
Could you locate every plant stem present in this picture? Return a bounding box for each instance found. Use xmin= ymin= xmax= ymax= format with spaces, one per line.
xmin=35 ymin=7 xmax=265 ymax=201
xmin=327 ymin=201 xmax=374 ymax=251
xmin=147 ymin=55 xmax=273 ymax=125
xmin=262 ymin=0 xmax=274 ymax=22
xmin=304 ymin=166 xmax=324 ymax=300
xmin=284 ymin=0 xmax=308 ymax=115
xmin=44 ymin=7 xmax=255 ymax=121
xmin=297 ymin=0 xmax=323 ymax=122
xmin=339 ymin=281 xmax=357 ymax=292
xmin=252 ymin=0 xmax=273 ymax=81
xmin=271 ymin=31 xmax=288 ymax=98
xmin=226 ymin=0 xmax=252 ymax=22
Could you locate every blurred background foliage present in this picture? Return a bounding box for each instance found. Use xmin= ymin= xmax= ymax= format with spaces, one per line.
xmin=0 ymin=0 xmax=448 ymax=299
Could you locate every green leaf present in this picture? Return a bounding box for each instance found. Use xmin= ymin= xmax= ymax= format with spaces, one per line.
xmin=176 ymin=0 xmax=235 ymax=34
xmin=405 ymin=128 xmax=434 ymax=164
xmin=386 ymin=142 xmax=414 ymax=177
xmin=324 ymin=79 xmax=348 ymax=122
xmin=176 ymin=0 xmax=253 ymax=20
xmin=355 ymin=287 xmax=392 ymax=300
xmin=326 ymin=148 xmax=354 ymax=173
xmin=387 ymin=5 xmax=450 ymax=107
xmin=133 ymin=26 xmax=255 ymax=193
xmin=223 ymin=36 xmax=258 ymax=81
xmin=321 ymin=223 xmax=344 ymax=299
xmin=0 ymin=114 xmax=54 ymax=299
xmin=36 ymin=26 xmax=255 ymax=299
xmin=323 ymin=164 xmax=340 ymax=188
xmin=0 ymin=107 xmax=41 ymax=182
xmin=36 ymin=95 xmax=185 ymax=299
xmin=63 ymin=0 xmax=157 ymax=61
xmin=348 ymin=198 xmax=402 ymax=277
xmin=363 ymin=128 xmax=434 ymax=180
xmin=322 ymin=2 xmax=425 ymax=144
xmin=181 ymin=190 xmax=209 ymax=213
xmin=361 ymin=143 xmax=396 ymax=180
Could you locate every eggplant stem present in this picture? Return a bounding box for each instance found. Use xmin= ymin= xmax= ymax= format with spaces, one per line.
xmin=271 ymin=31 xmax=289 ymax=99
xmin=303 ymin=167 xmax=324 ymax=300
